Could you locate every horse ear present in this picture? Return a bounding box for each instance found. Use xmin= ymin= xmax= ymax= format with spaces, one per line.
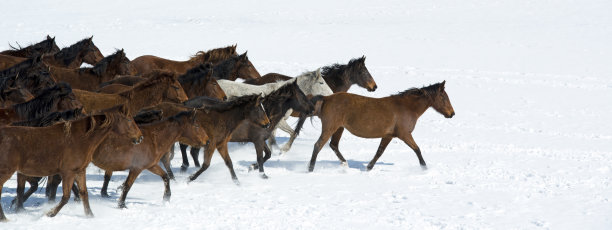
xmin=47 ymin=35 xmax=52 ymax=40
xmin=316 ymin=68 xmax=322 ymax=77
xmin=440 ymin=81 xmax=446 ymax=91
xmin=241 ymin=51 xmax=248 ymax=60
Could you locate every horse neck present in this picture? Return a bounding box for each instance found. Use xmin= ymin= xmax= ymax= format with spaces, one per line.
xmin=267 ymin=98 xmax=291 ymax=127
xmin=322 ymin=70 xmax=351 ymax=93
xmin=50 ymin=48 xmax=81 ymax=68
xmin=213 ymin=59 xmax=237 ymax=80
xmin=70 ymin=116 xmax=114 ymax=150
xmin=140 ymin=120 xmax=181 ymax=150
xmin=396 ymin=95 xmax=432 ymax=118
xmin=124 ymin=81 xmax=169 ymax=114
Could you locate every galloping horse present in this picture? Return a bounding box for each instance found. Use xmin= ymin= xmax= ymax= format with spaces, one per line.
xmin=0 ymin=35 xmax=60 ymax=58
xmin=131 ymin=45 xmax=237 ymax=75
xmin=0 ymin=105 xmax=142 ymax=221
xmin=1 ymin=37 xmax=104 ymax=70
xmin=0 ymin=56 xmax=57 ymax=96
xmin=308 ymin=81 xmax=455 ymax=172
xmin=50 ymin=49 xmax=132 ymax=91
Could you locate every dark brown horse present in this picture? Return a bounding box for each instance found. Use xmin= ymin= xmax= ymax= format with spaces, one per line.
xmin=0 ymin=82 xmax=82 ymax=126
xmin=131 ymin=45 xmax=237 ymax=75
xmin=308 ymin=81 xmax=455 ymax=172
xmin=92 ymin=110 xmax=208 ymax=208
xmin=42 ymin=36 xmax=104 ymax=68
xmin=245 ymin=56 xmax=376 ymax=92
xmin=143 ymin=95 xmax=271 ymax=184
xmin=0 ymin=56 xmax=57 ymax=96
xmin=0 ymin=104 xmax=143 ymax=221
xmin=50 ymin=49 xmax=132 ymax=91
xmin=0 ymin=86 xmax=34 ymax=108
xmin=178 ymin=63 xmax=227 ymax=100
xmin=74 ymin=70 xmax=188 ymax=115
xmin=0 ymin=35 xmax=60 ymax=58
xmin=209 ymin=52 xmax=260 ymax=80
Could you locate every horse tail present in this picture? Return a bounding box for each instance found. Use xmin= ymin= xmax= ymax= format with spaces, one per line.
xmin=309 ymin=95 xmax=326 ymax=117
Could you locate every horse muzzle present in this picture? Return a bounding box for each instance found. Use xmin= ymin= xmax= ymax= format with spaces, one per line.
xmin=133 ymin=136 xmax=144 ymax=144
xmin=262 ymin=123 xmax=270 ymax=129
xmin=368 ymin=84 xmax=377 ymax=92
xmin=445 ymin=112 xmax=455 ymax=118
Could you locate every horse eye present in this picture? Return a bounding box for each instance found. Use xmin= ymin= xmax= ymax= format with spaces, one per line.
xmin=319 ymin=82 xmax=324 ymax=84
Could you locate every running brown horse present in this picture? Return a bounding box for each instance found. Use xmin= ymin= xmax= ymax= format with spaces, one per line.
xmin=178 ymin=63 xmax=227 ymax=99
xmin=50 ymin=49 xmax=132 ymax=91
xmin=0 ymin=82 xmax=83 ymax=126
xmin=92 ymin=110 xmax=208 ymax=208
xmin=0 ymin=37 xmax=104 ymax=70
xmin=308 ymin=81 xmax=455 ymax=172
xmin=0 ymin=56 xmax=57 ymax=96
xmin=74 ymin=70 xmax=188 ymax=115
xmin=0 ymin=86 xmax=34 ymax=108
xmin=0 ymin=35 xmax=60 ymax=59
xmin=143 ymin=94 xmax=271 ymax=184
xmin=0 ymin=104 xmax=143 ymax=221
xmin=208 ymin=52 xmax=261 ymax=80
xmin=131 ymin=45 xmax=237 ymax=75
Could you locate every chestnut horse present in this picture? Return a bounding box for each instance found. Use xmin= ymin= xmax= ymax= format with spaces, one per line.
xmin=73 ymin=70 xmax=188 ymax=115
xmin=0 ymin=56 xmax=57 ymax=96
xmin=0 ymin=35 xmax=60 ymax=59
xmin=50 ymin=49 xmax=132 ymax=91
xmin=308 ymin=81 xmax=455 ymax=172
xmin=208 ymin=52 xmax=260 ymax=80
xmin=143 ymin=95 xmax=271 ymax=184
xmin=131 ymin=45 xmax=237 ymax=75
xmin=0 ymin=37 xmax=104 ymax=70
xmin=93 ymin=110 xmax=208 ymax=208
xmin=0 ymin=82 xmax=82 ymax=125
xmin=0 ymin=105 xmax=143 ymax=221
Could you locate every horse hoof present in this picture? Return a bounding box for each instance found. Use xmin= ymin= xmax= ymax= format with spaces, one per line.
xmin=420 ymin=165 xmax=428 ymax=170
xmin=260 ymin=173 xmax=269 ymax=179
xmin=341 ymin=161 xmax=348 ymax=167
xmin=366 ymin=165 xmax=374 ymax=171
xmin=73 ymin=197 xmax=81 ymax=202
xmin=180 ymin=165 xmax=188 ymax=172
xmin=233 ymin=179 xmax=241 ymax=186
xmin=45 ymin=211 xmax=57 ymax=217
xmin=101 ymin=193 xmax=111 ymax=198
xmin=85 ymin=212 xmax=94 ymax=218
xmin=118 ymin=204 xmax=127 ymax=209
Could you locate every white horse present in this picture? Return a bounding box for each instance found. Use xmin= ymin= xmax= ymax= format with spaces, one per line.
xmin=218 ymin=69 xmax=333 ymax=153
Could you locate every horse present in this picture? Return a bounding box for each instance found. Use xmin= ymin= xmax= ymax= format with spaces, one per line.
xmin=131 ymin=45 xmax=237 ymax=75
xmin=177 ymin=63 xmax=227 ymax=100
xmin=0 ymin=35 xmax=60 ymax=58
xmin=50 ymin=49 xmax=132 ymax=91
xmin=0 ymin=56 xmax=57 ymax=96
xmin=73 ymin=70 xmax=188 ymax=115
xmin=244 ymin=57 xmax=377 ymax=152
xmin=226 ymin=81 xmax=314 ymax=178
xmin=0 ymin=82 xmax=83 ymax=126
xmin=0 ymin=104 xmax=143 ymax=221
xmin=41 ymin=36 xmax=104 ymax=68
xmin=208 ymin=52 xmax=260 ymax=80
xmin=142 ymin=94 xmax=271 ymax=184
xmin=92 ymin=111 xmax=208 ymax=208
xmin=0 ymin=86 xmax=34 ymax=108
xmin=308 ymin=81 xmax=455 ymax=172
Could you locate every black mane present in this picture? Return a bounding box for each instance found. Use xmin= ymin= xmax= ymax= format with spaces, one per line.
xmin=53 ymin=37 xmax=92 ymax=66
xmin=13 ymin=82 xmax=74 ymax=120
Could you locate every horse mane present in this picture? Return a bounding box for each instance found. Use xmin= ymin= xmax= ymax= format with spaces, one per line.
xmin=393 ymin=82 xmax=444 ymax=101
xmin=53 ymin=37 xmax=92 ymax=66
xmin=11 ymin=108 xmax=82 ymax=127
xmin=178 ymin=63 xmax=213 ymax=85
xmin=13 ymin=82 xmax=73 ymax=120
xmin=189 ymin=45 xmax=237 ymax=63
xmin=186 ymin=94 xmax=259 ymax=112
xmin=90 ymin=49 xmax=125 ymax=76
xmin=119 ymin=70 xmax=176 ymax=98
xmin=321 ymin=57 xmax=366 ymax=89
xmin=262 ymin=81 xmax=296 ymax=108
xmin=211 ymin=55 xmax=240 ymax=79
xmin=3 ymin=36 xmax=59 ymax=58
xmin=0 ymin=56 xmax=44 ymax=78
xmin=133 ymin=109 xmax=164 ymax=124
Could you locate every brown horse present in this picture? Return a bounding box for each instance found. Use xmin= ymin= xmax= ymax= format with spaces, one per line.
xmin=0 ymin=86 xmax=34 ymax=108
xmin=91 ymin=110 xmax=208 ymax=208
xmin=0 ymin=56 xmax=57 ymax=96
xmin=244 ymin=56 xmax=376 ymax=93
xmin=208 ymin=52 xmax=260 ymax=80
xmin=74 ymin=71 xmax=188 ymax=115
xmin=143 ymin=94 xmax=271 ymax=184
xmin=0 ymin=82 xmax=82 ymax=125
xmin=0 ymin=104 xmax=143 ymax=221
xmin=98 ymin=76 xmax=145 ymax=88
xmin=308 ymin=81 xmax=455 ymax=172
xmin=50 ymin=49 xmax=132 ymax=91
xmin=0 ymin=35 xmax=60 ymax=59
xmin=0 ymin=37 xmax=104 ymax=70
xmin=178 ymin=63 xmax=227 ymax=99
xmin=131 ymin=45 xmax=237 ymax=75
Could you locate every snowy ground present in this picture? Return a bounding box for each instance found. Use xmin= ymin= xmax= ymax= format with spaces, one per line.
xmin=1 ymin=0 xmax=611 ymax=229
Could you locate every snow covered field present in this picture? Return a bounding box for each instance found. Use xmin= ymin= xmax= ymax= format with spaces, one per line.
xmin=1 ymin=0 xmax=611 ymax=229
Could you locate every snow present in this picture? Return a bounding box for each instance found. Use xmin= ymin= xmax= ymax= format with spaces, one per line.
xmin=1 ymin=0 xmax=611 ymax=229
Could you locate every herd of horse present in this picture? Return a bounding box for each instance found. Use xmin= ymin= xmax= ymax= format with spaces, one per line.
xmin=0 ymin=35 xmax=455 ymax=221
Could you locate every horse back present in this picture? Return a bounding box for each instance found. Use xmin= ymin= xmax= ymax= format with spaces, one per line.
xmin=73 ymin=89 xmax=124 ymax=114
xmin=0 ymin=54 xmax=26 ymax=70
xmin=244 ymin=73 xmax=292 ymax=85
xmin=132 ymin=55 xmax=189 ymax=75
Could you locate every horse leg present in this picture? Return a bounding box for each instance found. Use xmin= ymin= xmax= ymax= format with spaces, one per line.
xmin=252 ymin=141 xmax=268 ymax=179
xmin=46 ymin=174 xmax=62 ymax=203
xmin=188 ymin=143 xmax=215 ymax=182
xmin=74 ymin=171 xmax=93 ymax=217
xmin=179 ymin=143 xmax=190 ymax=172
xmin=117 ymin=169 xmax=143 ymax=209
xmin=101 ymin=171 xmax=113 ymax=198
xmin=217 ymin=143 xmax=240 ymax=185
xmin=366 ymin=137 xmax=393 ymax=171
xmin=45 ymin=173 xmax=75 ymax=217
xmin=12 ymin=173 xmax=27 ymax=212
xmin=0 ymin=172 xmax=13 ymax=222
xmin=252 ymin=143 xmax=273 ymax=170
xmin=13 ymin=176 xmax=40 ymax=209
xmin=278 ymin=119 xmax=296 ymax=153
xmin=71 ymin=182 xmax=81 ymax=202
xmin=329 ymin=127 xmax=348 ymax=165
xmin=399 ymin=133 xmax=427 ymax=170
xmin=267 ymin=128 xmax=278 ymax=150
xmin=147 ymin=165 xmax=171 ymax=202
xmin=190 ymin=147 xmax=201 ymax=167
xmin=160 ymin=151 xmax=175 ymax=180
xmin=309 ymin=127 xmax=337 ymax=172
